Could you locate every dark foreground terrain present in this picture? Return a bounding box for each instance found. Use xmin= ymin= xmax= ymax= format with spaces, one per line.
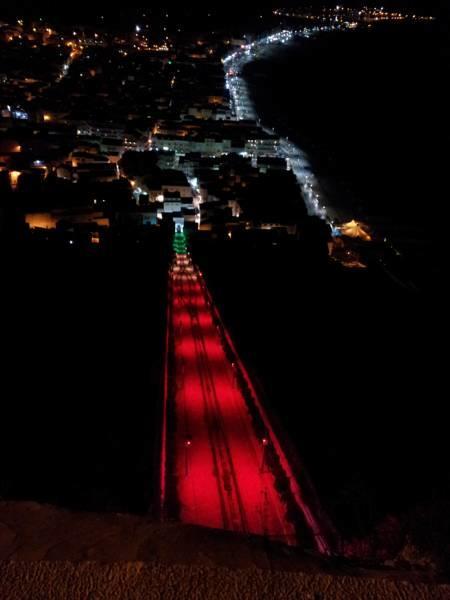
xmin=1 ymin=502 xmax=448 ymax=598
xmin=1 ymin=231 xmax=168 ymax=514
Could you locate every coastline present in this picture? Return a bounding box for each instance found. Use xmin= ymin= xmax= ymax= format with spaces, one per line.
xmin=223 ymin=26 xmax=346 ymax=226
xmin=238 ymin=22 xmax=446 ymax=257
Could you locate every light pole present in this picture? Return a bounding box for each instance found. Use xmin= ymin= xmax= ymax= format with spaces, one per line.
xmin=184 ymin=435 xmax=192 ymax=477
xmin=231 ymin=362 xmax=237 ymax=388
xmin=261 ymin=437 xmax=269 ymax=473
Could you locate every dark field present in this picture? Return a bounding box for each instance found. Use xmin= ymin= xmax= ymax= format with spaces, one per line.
xmin=1 ymin=233 xmax=168 ymax=514
xmin=194 ymin=235 xmax=448 ymax=539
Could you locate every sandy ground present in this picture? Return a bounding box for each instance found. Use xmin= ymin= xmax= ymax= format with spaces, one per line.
xmin=0 ymin=502 xmax=448 ymax=599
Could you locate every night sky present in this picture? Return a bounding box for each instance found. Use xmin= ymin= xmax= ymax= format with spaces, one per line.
xmin=0 ymin=2 xmax=447 ymax=22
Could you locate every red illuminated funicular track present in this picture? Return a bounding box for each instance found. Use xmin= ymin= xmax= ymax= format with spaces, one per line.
xmin=166 ymin=245 xmax=333 ymax=551
xmin=169 ymin=252 xmax=299 ymax=544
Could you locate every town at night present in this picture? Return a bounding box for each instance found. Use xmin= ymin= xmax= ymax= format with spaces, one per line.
xmin=0 ymin=3 xmax=448 ymax=598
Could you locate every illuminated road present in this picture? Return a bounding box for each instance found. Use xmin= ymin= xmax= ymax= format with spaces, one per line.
xmin=223 ymin=26 xmax=340 ymax=222
xmin=170 ymin=252 xmax=296 ymax=543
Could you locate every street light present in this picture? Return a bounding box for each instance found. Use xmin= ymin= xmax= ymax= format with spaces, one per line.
xmin=261 ymin=437 xmax=270 ymax=473
xmin=184 ymin=435 xmax=192 ymax=477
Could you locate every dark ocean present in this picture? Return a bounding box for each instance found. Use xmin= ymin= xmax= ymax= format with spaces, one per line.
xmin=244 ymin=21 xmax=449 ymax=288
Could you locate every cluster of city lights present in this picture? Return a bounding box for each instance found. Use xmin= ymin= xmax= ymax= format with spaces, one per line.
xmin=273 ymin=6 xmax=435 ymax=23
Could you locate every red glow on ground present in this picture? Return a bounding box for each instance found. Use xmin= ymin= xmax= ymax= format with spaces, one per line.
xmin=169 ymin=254 xmax=296 ymax=543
